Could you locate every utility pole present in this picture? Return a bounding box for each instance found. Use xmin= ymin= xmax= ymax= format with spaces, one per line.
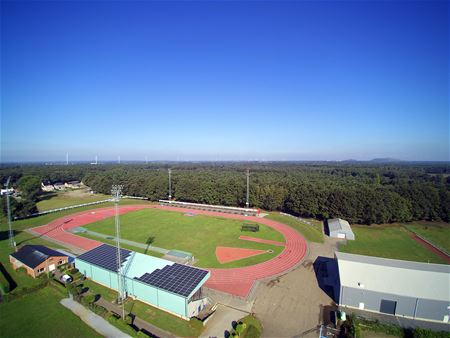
xmin=111 ymin=185 xmax=125 ymax=319
xmin=5 ymin=177 xmax=16 ymax=251
xmin=168 ymin=168 xmax=172 ymax=200
xmin=246 ymin=169 xmax=250 ymax=208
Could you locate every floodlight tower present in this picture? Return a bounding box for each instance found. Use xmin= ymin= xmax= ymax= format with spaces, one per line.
xmin=4 ymin=177 xmax=16 ymax=251
xmin=168 ymin=168 xmax=172 ymax=200
xmin=246 ymin=169 xmax=250 ymax=208
xmin=111 ymin=184 xmax=125 ymax=319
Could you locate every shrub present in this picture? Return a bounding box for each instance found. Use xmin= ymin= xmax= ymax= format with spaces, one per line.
xmin=70 ymin=268 xmax=79 ymax=274
xmin=243 ymin=325 xmax=260 ymax=338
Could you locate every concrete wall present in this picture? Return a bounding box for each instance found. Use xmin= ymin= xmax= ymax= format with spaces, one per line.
xmin=341 ymin=286 xmax=449 ymax=322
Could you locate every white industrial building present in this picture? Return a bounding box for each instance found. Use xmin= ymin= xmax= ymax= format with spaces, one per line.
xmin=336 ymin=252 xmax=450 ymax=324
xmin=327 ymin=218 xmax=355 ymax=240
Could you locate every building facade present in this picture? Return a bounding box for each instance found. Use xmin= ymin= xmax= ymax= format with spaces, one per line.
xmin=336 ymin=252 xmax=450 ymax=324
xmin=10 ymin=245 xmax=68 ymax=278
xmin=75 ymin=244 xmax=210 ymax=319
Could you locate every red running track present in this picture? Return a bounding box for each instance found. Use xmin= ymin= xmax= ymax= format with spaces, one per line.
xmin=31 ymin=205 xmax=308 ymax=298
xmin=30 ymin=205 xmax=150 ymax=251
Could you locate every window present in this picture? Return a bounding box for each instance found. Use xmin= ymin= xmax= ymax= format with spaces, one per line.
xmin=58 ymin=260 xmax=63 ymax=265
xmin=37 ymin=268 xmax=45 ymax=273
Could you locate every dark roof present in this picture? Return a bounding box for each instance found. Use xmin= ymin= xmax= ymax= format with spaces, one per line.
xmin=135 ymin=263 xmax=209 ymax=297
xmin=10 ymin=245 xmax=67 ymax=269
xmin=77 ymin=244 xmax=132 ymax=272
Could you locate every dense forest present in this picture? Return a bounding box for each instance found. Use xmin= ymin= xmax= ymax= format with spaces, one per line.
xmin=1 ymin=162 xmax=449 ymax=224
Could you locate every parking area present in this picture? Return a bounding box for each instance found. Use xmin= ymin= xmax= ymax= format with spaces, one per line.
xmin=252 ymin=238 xmax=340 ymax=337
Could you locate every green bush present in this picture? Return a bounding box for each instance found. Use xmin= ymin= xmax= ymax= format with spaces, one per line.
xmin=243 ymin=325 xmax=260 ymax=338
xmin=413 ymin=327 xmax=450 ymax=338
xmin=70 ymin=268 xmax=79 ymax=274
xmin=83 ymin=294 xmax=96 ymax=304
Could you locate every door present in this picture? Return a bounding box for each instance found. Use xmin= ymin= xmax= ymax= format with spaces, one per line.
xmin=358 ymin=302 xmax=365 ymax=310
xmin=380 ymin=299 xmax=397 ymax=315
xmin=48 ymin=264 xmax=56 ymax=271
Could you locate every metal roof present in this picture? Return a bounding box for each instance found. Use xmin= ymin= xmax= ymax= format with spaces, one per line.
xmin=336 ymin=252 xmax=450 ymax=301
xmin=10 ymin=245 xmax=67 ymax=269
xmin=328 ymin=218 xmax=352 ymax=233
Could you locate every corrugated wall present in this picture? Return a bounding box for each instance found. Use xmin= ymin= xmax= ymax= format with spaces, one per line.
xmin=341 ymin=286 xmax=448 ymax=322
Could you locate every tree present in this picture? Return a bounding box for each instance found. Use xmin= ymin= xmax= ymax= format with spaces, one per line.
xmin=17 ymin=175 xmax=41 ymax=201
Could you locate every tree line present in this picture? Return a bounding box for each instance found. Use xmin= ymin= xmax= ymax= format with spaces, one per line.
xmin=1 ymin=162 xmax=449 ymax=224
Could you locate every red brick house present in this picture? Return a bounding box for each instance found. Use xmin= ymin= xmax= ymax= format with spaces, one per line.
xmin=9 ymin=245 xmax=68 ymax=278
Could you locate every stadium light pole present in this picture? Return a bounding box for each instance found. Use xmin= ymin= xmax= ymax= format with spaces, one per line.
xmin=168 ymin=168 xmax=172 ymax=200
xmin=111 ymin=184 xmax=125 ymax=319
xmin=5 ymin=177 xmax=16 ymax=251
xmin=246 ymin=169 xmax=250 ymax=208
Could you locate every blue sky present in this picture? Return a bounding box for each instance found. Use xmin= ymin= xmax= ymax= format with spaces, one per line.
xmin=1 ymin=1 xmax=448 ymax=162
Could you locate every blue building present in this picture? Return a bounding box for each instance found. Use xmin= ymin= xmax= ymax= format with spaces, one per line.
xmin=75 ymin=244 xmax=210 ymax=319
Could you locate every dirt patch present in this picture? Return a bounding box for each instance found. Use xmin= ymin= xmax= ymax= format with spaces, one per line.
xmin=215 ymin=246 xmax=268 ymax=264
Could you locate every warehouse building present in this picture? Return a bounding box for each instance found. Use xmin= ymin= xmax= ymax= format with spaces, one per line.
xmin=327 ymin=218 xmax=355 ymax=240
xmin=336 ymin=252 xmax=450 ymax=323
xmin=75 ymin=244 xmax=210 ymax=319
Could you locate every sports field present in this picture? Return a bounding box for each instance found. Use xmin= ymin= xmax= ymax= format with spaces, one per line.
xmin=339 ymin=225 xmax=448 ymax=264
xmin=403 ymin=221 xmax=450 ymax=253
xmin=80 ymin=208 xmax=285 ymax=268
xmin=37 ymin=190 xmax=111 ymax=211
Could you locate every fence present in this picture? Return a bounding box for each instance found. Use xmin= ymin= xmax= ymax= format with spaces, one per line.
xmin=14 ymin=199 xmax=114 ymax=220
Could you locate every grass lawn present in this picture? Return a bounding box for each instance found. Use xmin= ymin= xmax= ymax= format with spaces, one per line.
xmin=265 ymin=212 xmax=324 ymax=243
xmin=126 ymin=298 xmax=203 ymax=337
xmin=239 ymin=314 xmax=263 ymax=337
xmin=339 ymin=225 xmax=448 ymax=264
xmin=0 ymin=286 xmax=102 ymax=338
xmin=82 ymin=279 xmax=118 ymax=302
xmin=37 ymin=190 xmax=111 ymax=212
xmin=78 ymin=278 xmax=203 ymax=337
xmin=402 ymin=221 xmax=450 ymax=253
xmin=7 ymin=199 xmax=153 ymax=232
xmin=83 ymin=208 xmax=285 ymax=268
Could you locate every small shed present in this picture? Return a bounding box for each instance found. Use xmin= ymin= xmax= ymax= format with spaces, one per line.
xmin=10 ymin=245 xmax=68 ymax=278
xmin=327 ymin=218 xmax=355 ymax=240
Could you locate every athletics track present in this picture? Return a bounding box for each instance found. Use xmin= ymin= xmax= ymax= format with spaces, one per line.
xmin=30 ymin=205 xmax=308 ymax=298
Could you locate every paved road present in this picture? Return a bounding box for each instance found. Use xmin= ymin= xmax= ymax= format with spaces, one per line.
xmin=60 ymin=297 xmax=131 ymax=338
xmin=96 ymin=298 xmax=176 ymax=338
xmin=252 ymin=238 xmax=339 ymax=337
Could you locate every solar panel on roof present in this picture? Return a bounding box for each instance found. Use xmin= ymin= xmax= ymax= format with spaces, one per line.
xmin=134 ymin=263 xmax=208 ymax=297
xmin=77 ymin=244 xmax=132 ymax=272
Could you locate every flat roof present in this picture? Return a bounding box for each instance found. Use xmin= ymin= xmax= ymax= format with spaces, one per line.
xmin=336 ymin=252 xmax=450 ymax=301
